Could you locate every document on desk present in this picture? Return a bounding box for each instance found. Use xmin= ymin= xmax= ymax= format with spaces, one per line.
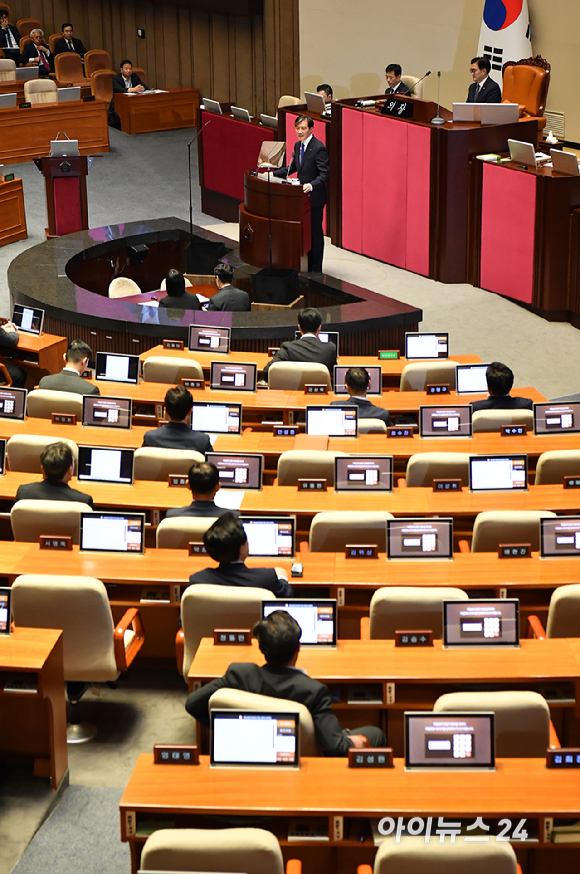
xmin=214 ymin=489 xmax=245 ymax=511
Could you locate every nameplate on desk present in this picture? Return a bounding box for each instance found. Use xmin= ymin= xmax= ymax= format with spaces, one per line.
xmin=82 ymin=95 xmax=95 ymax=102
xmin=546 ymin=748 xmax=580 ymax=768
xmin=298 ymin=478 xmax=327 ymax=492
xmin=498 ymin=543 xmax=532 ymax=558
xmin=381 ymin=98 xmax=413 ymax=119
xmin=213 ymin=629 xmax=252 ymax=645
xmin=2 ymin=173 xmax=15 ymax=182
xmin=345 ymin=544 xmax=379 ymax=559
xmin=432 ymin=478 xmax=462 ymax=492
xmin=164 ymin=339 xmax=184 ymax=350
xmin=51 ymin=413 xmax=77 ymax=425
xmin=168 ymin=474 xmax=188 ymax=487
xmin=378 ymin=350 xmax=399 ymax=360
xmin=501 ymin=424 xmax=528 ymax=436
xmin=39 ymin=535 xmax=73 ymax=550
xmin=387 ymin=426 xmax=414 ymax=438
xmin=268 ymin=347 xmax=280 ymax=357
xmin=181 ymin=378 xmax=205 ymax=390
xmin=426 ymin=384 xmax=450 ymax=395
xmin=563 ymin=476 xmax=580 ymax=489
xmin=348 ymin=748 xmax=394 ymax=768
xmin=153 ymin=743 xmax=199 ymax=765
xmin=188 ymin=541 xmax=207 ymax=555
xmin=395 ymin=630 xmax=434 ymax=647
xmin=19 ymin=102 xmax=31 ymax=109
xmin=304 ymin=384 xmax=328 ymax=394
xmin=273 ymin=425 xmax=299 ymax=437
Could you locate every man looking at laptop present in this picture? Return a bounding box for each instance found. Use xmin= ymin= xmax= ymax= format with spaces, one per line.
xmin=15 ymin=442 xmax=94 ymax=507
xmin=188 ymin=513 xmax=294 ymax=597
xmin=185 ymin=610 xmax=387 ymax=756
xmin=142 ymin=385 xmax=212 ymax=454
xmin=39 ymin=340 xmax=100 ymax=396
xmin=471 ymin=362 xmax=533 ymax=412
xmin=330 ymin=367 xmax=391 ymax=424
xmin=261 ymin=307 xmax=336 ymax=383
xmin=166 ymin=461 xmax=237 ymax=519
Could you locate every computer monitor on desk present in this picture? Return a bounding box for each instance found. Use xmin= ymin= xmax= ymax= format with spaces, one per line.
xmin=241 ymin=516 xmax=295 ymax=557
xmin=420 ymin=405 xmax=472 ymax=438
xmin=262 ymin=599 xmax=337 ymax=647
xmin=0 ymin=439 xmax=5 ymax=476
xmin=456 ymin=363 xmax=490 ymax=395
xmin=211 ymin=710 xmax=300 ymax=769
xmin=210 ymin=361 xmax=257 ymax=392
xmin=443 ymin=599 xmax=520 ymax=648
xmin=202 ymin=98 xmax=222 ymax=115
xmin=206 ymin=452 xmax=263 ymax=490
xmin=334 ymin=456 xmax=393 ymax=492
xmin=95 ymin=352 xmax=140 ymax=385
xmin=387 ymin=518 xmax=453 ymax=560
xmin=80 ymin=512 xmax=145 ymax=554
xmin=191 ymin=401 xmax=242 ymax=435
xmin=405 ymin=332 xmax=449 ymax=360
xmin=333 ymin=365 xmax=381 ymax=396
xmin=469 ymin=454 xmax=528 ymax=492
xmin=189 ymin=325 xmax=230 ymax=354
xmin=82 ymin=396 xmax=132 ymax=429
xmin=0 ymin=588 xmax=11 ymax=636
xmin=534 ymin=402 xmax=580 ymax=435
xmin=541 ymin=516 xmax=580 ymax=558
xmin=405 ymin=711 xmax=495 ymax=771
xmin=11 ymin=304 xmax=44 ymax=335
xmin=77 ymin=446 xmax=134 ymax=484
xmin=306 ymin=405 xmax=358 ymax=437
xmin=0 ymin=387 xmax=27 ymax=421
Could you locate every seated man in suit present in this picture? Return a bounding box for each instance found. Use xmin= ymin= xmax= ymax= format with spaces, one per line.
xmin=159 ymin=269 xmax=201 ymax=310
xmin=15 ymin=441 xmax=94 ymax=507
xmin=166 ymin=461 xmax=238 ymax=519
xmin=185 ymin=610 xmax=387 ymax=756
xmin=142 ymin=385 xmax=212 ymax=454
xmin=467 ymin=57 xmax=502 ymax=103
xmin=21 ymin=29 xmax=55 ymax=77
xmin=471 ymin=362 xmax=533 ymax=412
xmin=384 ymin=63 xmax=411 ymax=96
xmin=0 ymin=11 xmax=21 ymax=64
xmin=188 ymin=513 xmax=294 ymax=597
xmin=330 ymin=366 xmax=391 ymax=424
xmin=54 ymin=23 xmax=86 ymax=60
xmin=207 ymin=264 xmax=249 ymax=312
xmin=0 ymin=320 xmax=28 ymax=388
xmin=39 ymin=339 xmax=100 ymax=396
xmin=112 ymin=59 xmax=147 ymax=94
xmin=262 ymin=307 xmax=337 ymax=382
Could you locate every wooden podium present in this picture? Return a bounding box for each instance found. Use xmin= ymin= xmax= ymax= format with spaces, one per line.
xmin=239 ymin=171 xmax=311 ymax=271
xmin=35 ymin=155 xmax=89 ymax=238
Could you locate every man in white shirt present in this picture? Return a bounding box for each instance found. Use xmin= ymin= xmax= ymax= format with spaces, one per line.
xmin=0 ymin=11 xmax=21 ymax=64
xmin=112 ymin=60 xmax=147 ymax=94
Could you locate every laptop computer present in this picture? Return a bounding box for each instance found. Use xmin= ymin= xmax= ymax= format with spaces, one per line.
xmin=57 ymin=86 xmax=81 ymax=103
xmin=202 ymin=98 xmax=222 ymax=115
xmin=11 ymin=304 xmax=44 ymax=335
xmin=480 ymin=103 xmax=519 ymax=125
xmin=550 ymin=149 xmax=580 ymax=176
xmin=405 ymin=332 xmax=449 ymax=360
xmin=77 ymin=446 xmax=134 ymax=484
xmin=82 ymin=396 xmax=132 ymax=429
xmin=0 ymin=387 xmax=27 ymax=421
xmin=50 ymin=139 xmax=79 ymax=157
xmin=294 ymin=329 xmax=339 ymax=355
xmin=189 ymin=325 xmax=230 ymax=354
xmin=262 ymin=599 xmax=337 ymax=647
xmin=260 ymin=113 xmax=279 ymax=129
xmin=241 ymin=516 xmax=295 ymax=557
xmin=210 ymin=361 xmax=257 ymax=392
xmin=334 ymin=456 xmax=393 ymax=492
xmin=333 ymin=365 xmax=382 ymax=396
xmin=0 ymin=438 xmax=5 ymax=476
xmin=443 ymin=599 xmax=520 ymax=648
xmin=541 ymin=516 xmax=580 ymax=558
xmin=420 ymin=405 xmax=472 ymax=438
xmin=95 ymin=352 xmax=140 ymax=385
xmin=231 ymin=105 xmax=251 ymax=122
xmin=15 ymin=67 xmax=39 ymax=81
xmin=211 ymin=709 xmax=300 ymax=769
xmin=304 ymin=91 xmax=326 ymax=114
xmin=0 ymin=587 xmax=11 ymax=636
xmin=469 ymin=454 xmax=528 ymax=492
xmin=79 ymin=511 xmax=145 ymax=554
xmin=456 ymin=363 xmax=490 ymax=395
xmin=405 ymin=711 xmax=495 ymax=771
xmin=507 ymin=139 xmax=549 ymax=169
xmin=534 ymin=402 xmax=580 ymax=435
xmin=206 ymin=452 xmax=263 ymax=490
xmin=0 ymin=93 xmax=17 ymax=109
xmin=306 ymin=405 xmax=358 ymax=437
xmin=387 ymin=518 xmax=454 ymax=561
xmin=452 ymin=103 xmax=480 ymax=123
xmin=191 ymin=401 xmax=242 ymax=435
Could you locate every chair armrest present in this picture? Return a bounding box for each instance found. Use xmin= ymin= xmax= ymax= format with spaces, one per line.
xmin=0 ymin=363 xmax=12 ymax=386
xmin=114 ymin=608 xmax=145 ymax=671
xmin=176 ymin=629 xmax=184 ymax=674
xmin=516 ymin=865 xmax=523 ymax=874
xmin=242 ymin=427 xmax=253 ymax=435
xmin=549 ymin=720 xmax=560 ymax=749
xmin=299 ymin=540 xmax=309 ymax=554
xmin=357 ymin=866 xmax=373 ymax=874
xmin=527 ymin=615 xmax=546 ymax=639
xmin=286 ymin=861 xmax=302 ymax=874
xmin=360 ymin=616 xmax=370 ymax=640
xmin=458 ymin=539 xmax=470 ymax=554
xmin=273 ymin=476 xmax=279 ymax=486
xmin=397 ymin=477 xmax=407 ymax=488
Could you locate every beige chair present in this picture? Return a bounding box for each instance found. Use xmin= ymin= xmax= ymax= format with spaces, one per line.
xmin=54 ymin=52 xmax=89 ymax=86
xmin=360 ymin=835 xmax=518 ymax=874
xmin=0 ymin=58 xmax=15 ymax=80
xmin=108 ymin=277 xmax=141 ymax=298
xmin=472 ymin=408 xmax=533 ymax=432
xmin=405 ymin=452 xmax=470 ymax=488
xmin=278 ymin=95 xmax=302 ymax=108
xmin=309 ymin=511 xmax=393 ymax=552
xmin=267 ymin=361 xmax=331 ymax=391
xmin=26 ymin=389 xmax=84 ymax=419
xmin=528 ymin=584 xmax=580 ymax=639
xmin=24 ymin=78 xmax=57 ymax=103
xmin=141 ymin=827 xmax=300 ymax=874
xmin=7 ymin=434 xmax=78 ymax=473
xmin=358 ymin=418 xmax=387 ymax=434
xmin=363 ymin=586 xmax=468 ymax=640
xmin=134 ymin=447 xmax=204 ymax=481
xmin=210 ymin=688 xmax=323 ymax=756
xmin=90 ymin=69 xmax=115 ymax=102
xmin=467 ymin=510 xmax=556 ymax=552
xmin=434 ymin=690 xmax=555 ymax=757
xmin=142 ymin=355 xmax=204 ymax=384
xmin=12 ymin=575 xmax=144 ymax=742
xmin=400 ymin=361 xmax=457 ymax=391
xmin=277 ymin=449 xmax=348 ymax=486
xmin=535 ymin=449 xmax=580 ymax=485
xmin=11 ymin=500 xmax=90 ymax=543
xmin=84 ymin=49 xmax=111 ymax=78
xmin=156 ymin=515 xmax=217 ymax=549
xmin=401 ymin=74 xmax=424 ymax=98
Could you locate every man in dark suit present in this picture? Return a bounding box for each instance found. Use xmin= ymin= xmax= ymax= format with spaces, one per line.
xmin=54 ymin=23 xmax=86 ymax=60
xmin=142 ymin=385 xmax=212 ymax=454
xmin=188 ymin=513 xmax=294 ymax=597
xmin=185 ymin=610 xmax=387 ymax=755
xmin=21 ymin=29 xmax=54 ymax=77
xmin=0 ymin=11 xmax=21 ymax=64
xmin=159 ymin=269 xmax=201 ymax=310
xmin=39 ymin=340 xmax=100 ymax=396
xmin=262 ymin=307 xmax=336 ymax=381
xmin=0 ymin=320 xmax=28 ymax=388
xmin=384 ymin=63 xmax=411 ymax=96
xmin=273 ymin=115 xmax=329 ymax=272
xmin=15 ymin=442 xmax=94 ymax=507
xmin=112 ymin=59 xmax=147 ymax=94
xmin=207 ymin=263 xmax=249 ymax=312
xmin=166 ymin=461 xmax=238 ymax=519
xmin=330 ymin=367 xmax=391 ymax=424
xmin=467 ymin=57 xmax=502 ymax=103
xmin=471 ymin=362 xmax=533 ymax=412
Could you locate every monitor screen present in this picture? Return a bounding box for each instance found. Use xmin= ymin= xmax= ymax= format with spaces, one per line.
xmin=541 ymin=516 xmax=580 ymax=557
xmin=80 ymin=512 xmax=145 ymax=554
xmin=206 ymin=452 xmax=263 ymax=490
xmin=95 ymin=352 xmax=140 ymax=384
xmin=189 ymin=325 xmax=230 ymax=354
xmin=210 ymin=361 xmax=257 ymax=392
xmin=420 ymin=406 xmax=472 ymax=438
xmin=405 ymin=712 xmax=495 ymax=770
xmin=0 ymin=387 xmax=27 ymax=420
xmin=211 ymin=710 xmax=299 ymax=767
xmin=241 ymin=516 xmax=295 ymax=557
xmin=534 ymin=402 xmax=580 ymax=435
xmin=77 ymin=446 xmax=134 ymax=484
xmin=306 ymin=405 xmax=358 ymax=437
xmin=262 ymin=599 xmax=337 ymax=647
xmin=0 ymin=587 xmax=11 ymax=635
xmin=11 ymin=304 xmax=44 ymax=335
xmin=333 ymin=365 xmax=382 ymax=396
xmin=443 ymin=600 xmax=519 ymax=648
xmin=456 ymin=363 xmax=490 ymax=395
xmin=405 ymin=332 xmax=449 ymax=360
xmin=387 ymin=518 xmax=453 ymax=560
xmin=82 ymin=396 xmax=132 ymax=429
xmin=0 ymin=438 xmax=6 ymax=476
xmin=191 ymin=402 xmax=242 ymax=434
xmin=294 ymin=330 xmax=339 ymax=355
xmin=469 ymin=455 xmax=528 ymax=492
xmin=334 ymin=456 xmax=393 ymax=492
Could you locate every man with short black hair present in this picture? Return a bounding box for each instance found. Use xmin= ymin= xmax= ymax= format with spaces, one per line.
xmin=317 ymin=83 xmax=333 ymax=100
xmin=262 ymin=307 xmax=337 ymax=379
xmin=330 ymin=366 xmax=391 ymax=424
xmin=0 ymin=11 xmax=21 ymax=64
xmin=159 ymin=269 xmax=201 ymax=310
xmin=384 ymin=63 xmax=411 ymax=95
xmin=38 ymin=340 xmax=100 ymax=395
xmin=207 ymin=264 xmax=249 ymax=312
xmin=185 ymin=610 xmax=387 ymax=756
xmin=188 ymin=513 xmax=294 ymax=597
xmin=54 ymin=23 xmax=86 ymax=59
xmin=112 ymin=59 xmax=147 ymax=94
xmin=166 ymin=461 xmax=237 ymax=519
xmin=142 ymin=385 xmax=212 ymax=453
xmin=21 ymin=29 xmax=54 ymax=77
xmin=471 ymin=362 xmax=533 ymax=412
xmin=15 ymin=441 xmax=94 ymax=507
xmin=467 ymin=57 xmax=501 ymax=103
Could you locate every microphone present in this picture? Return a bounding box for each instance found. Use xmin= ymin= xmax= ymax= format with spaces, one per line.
xmin=355 ymin=99 xmax=376 ymax=108
xmin=188 ymin=119 xmax=210 ymax=147
xmin=187 ymin=120 xmax=211 ymax=254
xmin=409 ymin=70 xmax=431 ymax=95
xmin=285 ymin=151 xmax=295 ymax=182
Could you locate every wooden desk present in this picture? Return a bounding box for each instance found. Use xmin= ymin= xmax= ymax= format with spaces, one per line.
xmin=114 ymin=88 xmax=200 ymax=135
xmin=120 ymin=754 xmax=580 ymax=873
xmin=0 ymin=627 xmax=67 ymax=790
xmin=0 ymin=178 xmax=27 ymax=247
xmin=4 ymin=331 xmax=67 ymax=386
xmin=0 ymin=417 xmax=151 ymax=449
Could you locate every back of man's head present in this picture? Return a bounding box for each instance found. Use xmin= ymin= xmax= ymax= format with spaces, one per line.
xmin=486 ymin=361 xmax=514 ymax=396
xmin=297 ymin=307 xmax=322 ymax=335
xmin=164 ymin=385 xmax=193 ymax=421
xmin=66 ymin=339 xmax=92 ymax=365
xmin=214 ymin=263 xmax=234 ymax=284
xmin=345 ymin=366 xmax=370 ymax=394
xmin=188 ymin=461 xmax=219 ymax=495
xmin=203 ymin=512 xmax=247 ymax=563
xmin=253 ymin=610 xmax=301 ymax=666
xmin=41 ymin=441 xmax=72 ymax=481
xmin=165 ymin=269 xmax=185 ymax=297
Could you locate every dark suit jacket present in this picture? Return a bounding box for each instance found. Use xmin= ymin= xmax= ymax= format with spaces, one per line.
xmin=185 ymin=662 xmax=353 ymax=756
xmin=0 ymin=327 xmax=19 ymax=350
xmin=159 ymin=292 xmax=201 ymax=310
xmin=38 ymin=369 xmax=100 ymax=396
xmin=330 ymin=396 xmax=391 ymax=425
xmin=112 ymin=72 xmax=148 ymax=93
xmin=207 ymin=285 xmax=250 ymax=312
xmin=21 ymin=42 xmax=55 ymax=75
xmin=15 ymin=478 xmax=94 ymax=508
xmin=54 ymin=36 xmax=86 ymax=59
xmin=273 ymin=136 xmax=329 ymax=210
xmin=467 ymin=77 xmax=502 ymax=104
xmin=142 ymin=421 xmax=212 ymax=454
xmin=0 ymin=24 xmax=21 ymax=55
xmin=471 ymin=394 xmax=533 ymax=413
xmin=263 ymin=335 xmax=337 ymax=376
xmin=166 ymin=500 xmax=238 ymax=519
xmin=188 ymin=563 xmax=294 ymax=598
xmin=385 ymin=81 xmax=411 ymax=96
